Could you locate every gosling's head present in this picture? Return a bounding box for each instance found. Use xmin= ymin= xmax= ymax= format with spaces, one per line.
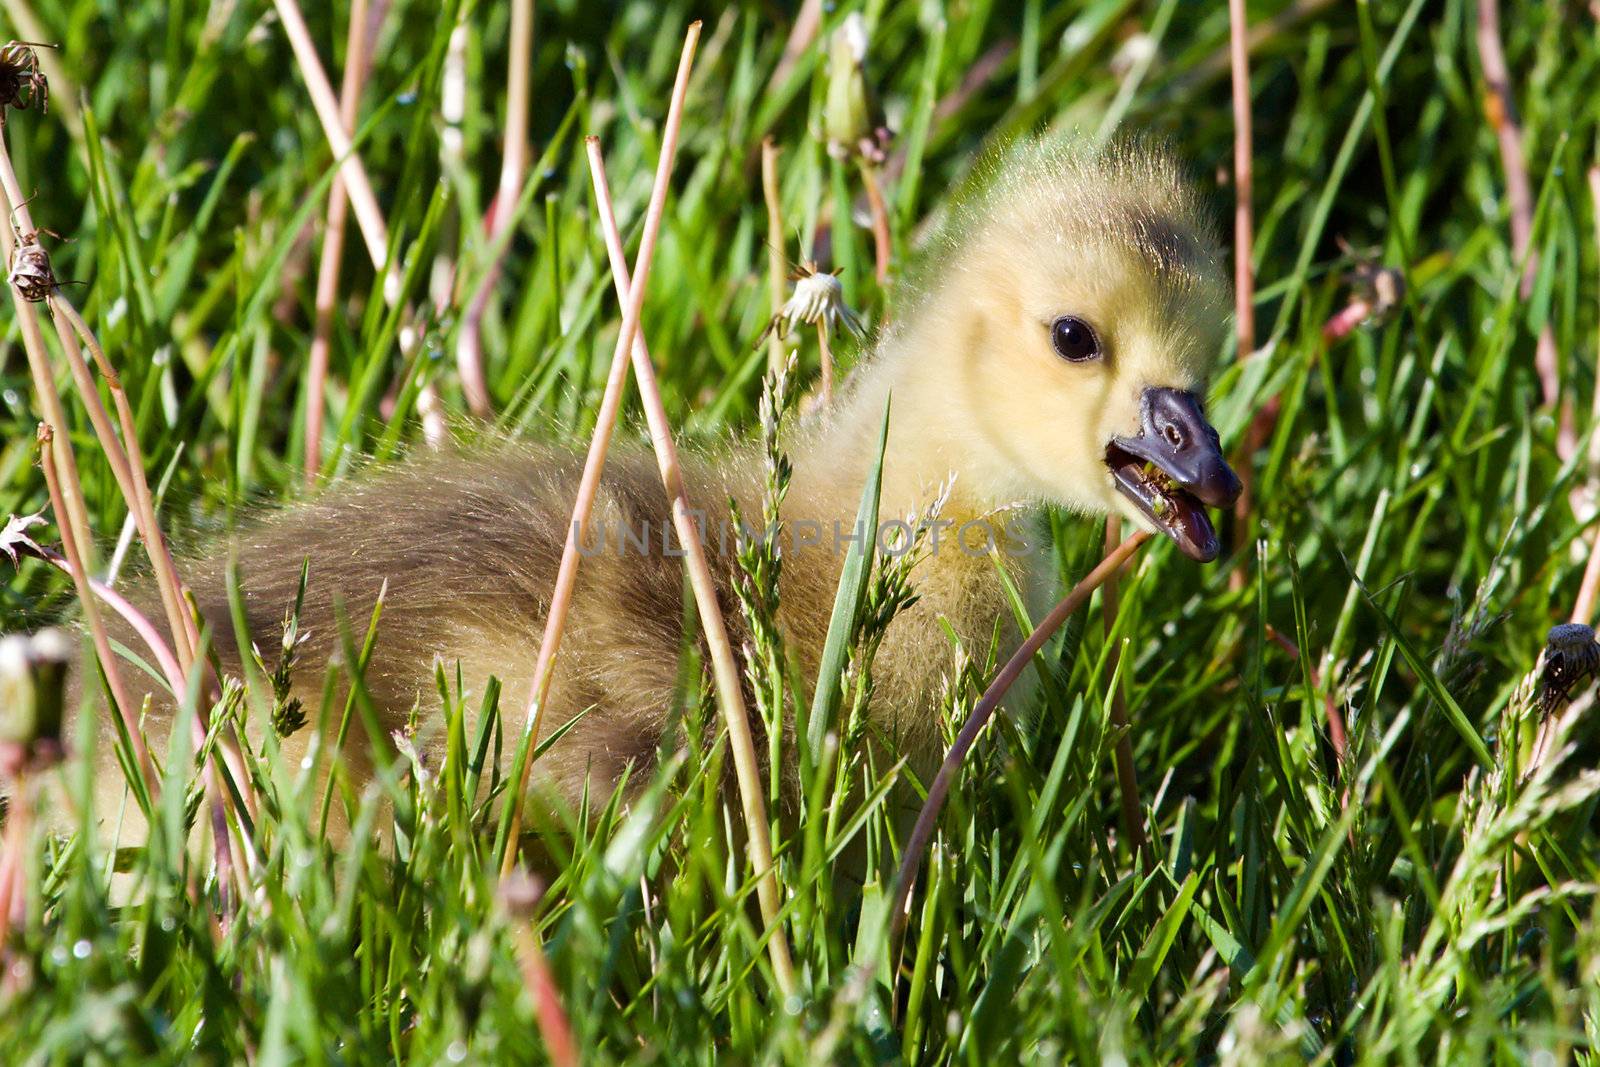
xmin=893 ymin=139 xmax=1241 ymax=562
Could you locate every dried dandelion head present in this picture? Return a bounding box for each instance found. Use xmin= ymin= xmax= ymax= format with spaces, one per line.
xmin=1539 ymin=622 xmax=1600 ymax=714
xmin=9 ymin=230 xmax=59 ymax=301
xmin=0 ymin=42 xmax=49 ymax=114
xmin=758 ymin=261 xmax=865 ymax=344
xmin=1 ymin=511 xmax=46 ymax=568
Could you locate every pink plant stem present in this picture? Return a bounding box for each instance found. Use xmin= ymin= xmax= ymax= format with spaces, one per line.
xmin=1227 ymin=0 xmax=1257 ymax=577
xmin=1229 ymin=0 xmax=1256 ymax=364
xmin=1101 ymin=518 xmax=1151 ymax=867
xmin=48 ymin=300 xmax=205 ymax=673
xmin=457 ymin=0 xmax=534 ymax=417
xmin=859 ymin=161 xmax=891 ymax=285
xmin=305 ymin=0 xmax=376 ymax=481
xmin=1476 ymin=0 xmax=1563 ymax=434
xmin=35 ymin=430 xmax=157 ymax=794
xmin=586 ymin=138 xmax=798 ymax=997
xmin=888 ymin=531 xmax=1152 ymax=946
xmin=1322 ymin=299 xmax=1373 ymax=343
xmin=275 ymin=0 xmax=442 ymax=449
xmin=31 ymin=545 xmax=187 ymax=697
xmin=769 ymin=0 xmax=823 ymax=92
xmin=0 ymin=776 xmax=28 ymax=949
xmin=499 ymin=25 xmax=702 ymax=868
xmin=273 ymin=0 xmax=391 ymax=275
xmin=1264 ymin=624 xmax=1349 ymax=766
xmin=509 ymin=918 xmax=579 ymax=1067
xmin=1573 ymin=166 xmax=1600 ymax=627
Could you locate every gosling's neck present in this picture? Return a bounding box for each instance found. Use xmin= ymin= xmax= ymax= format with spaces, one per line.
xmin=790 ymin=307 xmax=1028 ymax=531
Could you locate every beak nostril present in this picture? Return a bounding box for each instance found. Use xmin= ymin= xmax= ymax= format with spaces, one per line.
xmin=1162 ymin=424 xmax=1185 ymax=449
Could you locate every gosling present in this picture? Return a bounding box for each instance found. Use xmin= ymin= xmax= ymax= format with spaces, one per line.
xmin=84 ymin=139 xmax=1241 ymax=830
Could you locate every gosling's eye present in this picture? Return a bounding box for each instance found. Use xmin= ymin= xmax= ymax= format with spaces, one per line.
xmin=1050 ymin=316 xmax=1101 ymax=362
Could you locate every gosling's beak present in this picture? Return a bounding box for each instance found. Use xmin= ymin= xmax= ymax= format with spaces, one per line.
xmin=1103 ymin=387 xmax=1242 ymax=563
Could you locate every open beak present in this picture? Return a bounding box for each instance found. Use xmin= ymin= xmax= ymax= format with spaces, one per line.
xmin=1103 ymin=388 xmax=1242 ymax=563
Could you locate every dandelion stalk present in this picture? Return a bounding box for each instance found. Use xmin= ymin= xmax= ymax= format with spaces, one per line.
xmin=500 ymin=872 xmax=579 ymax=1067
xmin=305 ymin=0 xmax=377 ymax=480
xmin=1100 ymin=517 xmax=1152 ymax=868
xmin=275 ymin=0 xmax=445 ymax=454
xmin=0 ymin=133 xmax=156 ymax=792
xmin=1570 ymin=165 xmax=1600 ymax=626
xmin=859 ymin=159 xmax=891 ymax=285
xmin=41 ymin=554 xmax=185 ymax=695
xmin=34 ymin=428 xmax=156 ymax=792
xmin=586 ymin=135 xmax=800 ymax=997
xmin=1226 ymin=0 xmax=1258 ymax=582
xmin=457 ymin=0 xmax=534 ymax=417
xmin=815 ymin=319 xmax=834 ymax=407
xmin=497 ymin=23 xmax=699 ymax=853
xmin=1476 ymin=0 xmax=1562 ymax=431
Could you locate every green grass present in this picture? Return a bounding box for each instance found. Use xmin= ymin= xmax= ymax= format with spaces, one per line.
xmin=3 ymin=0 xmax=1600 ymax=1062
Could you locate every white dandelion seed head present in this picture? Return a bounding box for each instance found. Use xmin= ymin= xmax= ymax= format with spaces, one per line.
xmin=777 ymin=267 xmax=865 ymax=339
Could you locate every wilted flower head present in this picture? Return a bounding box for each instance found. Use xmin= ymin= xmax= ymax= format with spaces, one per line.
xmin=0 ymin=42 xmax=49 ymax=114
xmin=759 ymin=261 xmax=865 ymax=344
xmin=1540 ymin=622 xmax=1600 ymax=713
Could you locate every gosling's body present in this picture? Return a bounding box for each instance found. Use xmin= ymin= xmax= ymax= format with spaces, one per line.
xmin=82 ymin=140 xmax=1236 ymax=832
xmin=161 ymin=434 xmax=1015 ymax=814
